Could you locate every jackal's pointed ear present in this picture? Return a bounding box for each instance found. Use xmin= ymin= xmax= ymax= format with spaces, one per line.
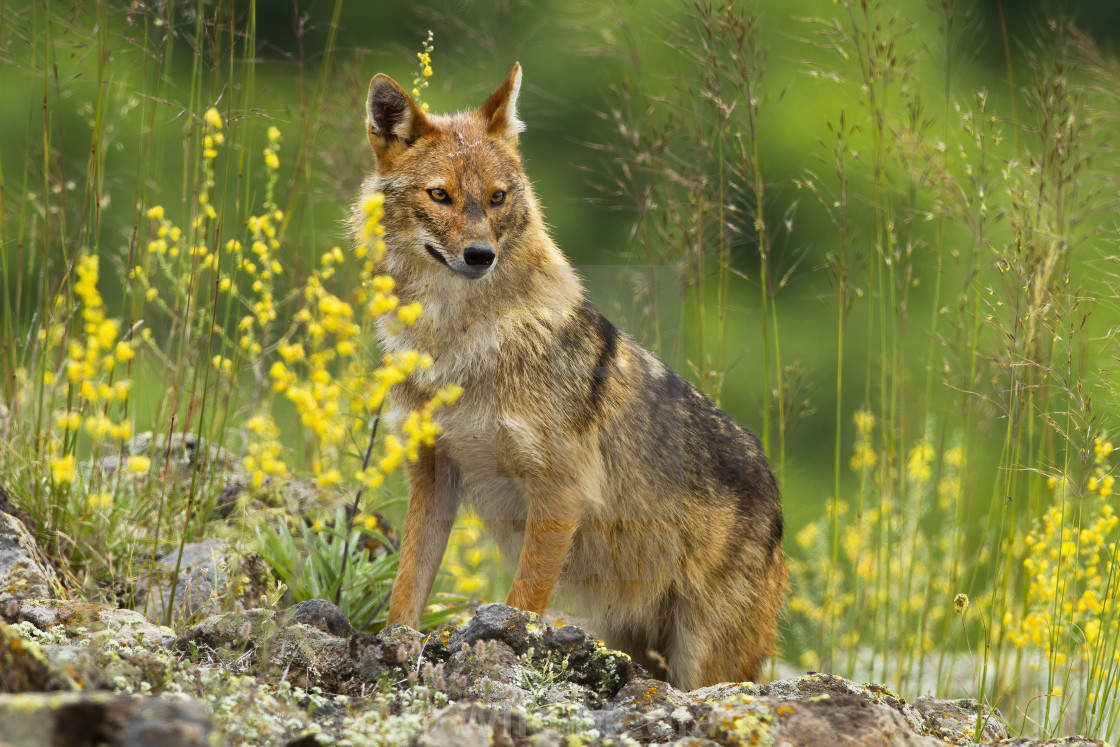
xmin=479 ymin=63 xmax=524 ymax=143
xmin=366 ymin=74 xmax=432 ymax=157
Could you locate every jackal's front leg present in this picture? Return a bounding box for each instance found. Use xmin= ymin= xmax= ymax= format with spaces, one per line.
xmin=387 ymin=444 xmax=460 ymax=628
xmin=506 ymin=495 xmax=578 ymax=615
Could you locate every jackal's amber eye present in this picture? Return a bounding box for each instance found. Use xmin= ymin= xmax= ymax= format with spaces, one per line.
xmin=490 ymin=190 xmax=506 ymax=206
xmin=427 ymin=188 xmax=450 ymax=203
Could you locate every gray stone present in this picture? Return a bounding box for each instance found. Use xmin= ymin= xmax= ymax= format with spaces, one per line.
xmin=132 ymin=539 xmax=230 ymax=626
xmin=13 ymin=600 xmax=177 ymax=648
xmin=912 ymin=694 xmax=1010 ymax=744
xmin=8 ymin=599 xmax=61 ymax=629
xmin=0 ymin=692 xmax=214 ymax=746
xmin=700 ymin=688 xmax=945 ymax=747
xmin=447 ymin=602 xmax=542 ymax=657
xmin=417 ymin=703 xmax=535 ymax=747
xmin=0 ymin=511 xmax=64 ymax=605
xmin=0 ymin=620 xmax=52 ymax=692
xmin=985 ymin=740 xmax=1108 ymax=746
xmin=127 ymin=431 xmax=237 ymax=474
xmin=286 ymin=598 xmax=353 ymax=637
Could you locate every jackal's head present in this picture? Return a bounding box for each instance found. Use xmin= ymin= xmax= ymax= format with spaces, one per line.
xmin=363 ymin=64 xmax=529 ymax=282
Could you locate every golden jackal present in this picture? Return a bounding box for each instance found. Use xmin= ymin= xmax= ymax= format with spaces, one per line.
xmin=356 ymin=63 xmax=785 ymax=690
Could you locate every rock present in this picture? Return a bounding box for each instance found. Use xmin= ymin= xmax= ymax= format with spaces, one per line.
xmin=699 ymin=688 xmax=944 ymax=747
xmin=444 ymin=638 xmax=530 ymax=707
xmin=0 ymin=480 xmax=35 ymax=534
xmin=82 ymin=431 xmax=236 ymax=484
xmin=0 ymin=510 xmax=64 ymax=604
xmin=12 ymin=600 xmax=177 ymax=648
xmin=747 ymin=673 xmax=927 ymax=734
xmin=132 ymin=539 xmax=230 ymax=627
xmin=447 ymin=603 xmax=543 ymax=657
xmin=0 ymin=608 xmax=177 ymax=693
xmin=127 ymin=431 xmax=238 ymax=475
xmin=132 ymin=541 xmax=275 ymax=627
xmin=417 ymin=703 xmax=544 ymax=747
xmin=985 ymin=739 xmax=1108 ymax=746
xmin=178 ymin=608 xmax=364 ymax=691
xmin=4 ymin=599 xmax=61 ymax=629
xmin=285 ymin=598 xmax=353 ymax=637
xmin=594 ymin=676 xmax=702 ymax=741
xmin=40 ymin=643 xmax=103 ymax=690
xmin=0 ymin=692 xmax=215 ymax=746
xmin=0 ymin=620 xmax=52 ymax=692
xmin=176 ymin=607 xmax=274 ymax=655
xmin=913 ymin=694 xmax=1011 ymax=744
xmin=224 ymin=473 xmax=324 ymax=515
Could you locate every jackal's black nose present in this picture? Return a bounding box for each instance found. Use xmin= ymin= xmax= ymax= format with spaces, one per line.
xmin=463 ymin=245 xmax=495 ymax=267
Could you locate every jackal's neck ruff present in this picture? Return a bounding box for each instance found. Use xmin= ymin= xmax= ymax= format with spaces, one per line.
xmin=356 ymin=63 xmax=786 ymax=691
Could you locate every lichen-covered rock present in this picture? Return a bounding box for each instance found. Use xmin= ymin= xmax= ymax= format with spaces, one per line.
xmin=700 ymin=689 xmax=946 ymax=747
xmin=8 ymin=600 xmax=177 ymax=649
xmin=3 ymin=598 xmax=59 ymax=628
xmin=127 ymin=431 xmax=238 ymax=474
xmin=593 ymin=676 xmax=702 ymax=742
xmin=444 ymin=638 xmax=530 ymax=707
xmin=0 ymin=620 xmax=53 ymax=692
xmin=285 ymin=598 xmax=353 ymax=637
xmin=0 ymin=692 xmax=215 ymax=746
xmin=417 ymin=703 xmax=556 ymax=747
xmin=984 ymin=739 xmax=1109 ymax=746
xmin=447 ymin=602 xmax=543 ymax=656
xmin=176 ymin=607 xmax=274 ymax=655
xmin=913 ymin=695 xmax=1010 ymax=744
xmin=746 ymin=673 xmax=927 ymax=735
xmin=0 ymin=510 xmax=64 ymax=604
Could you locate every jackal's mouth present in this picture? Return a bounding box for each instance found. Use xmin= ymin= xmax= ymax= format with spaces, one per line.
xmin=424 ymin=243 xmax=449 ymax=267
xmin=425 ymin=243 xmax=492 ymax=280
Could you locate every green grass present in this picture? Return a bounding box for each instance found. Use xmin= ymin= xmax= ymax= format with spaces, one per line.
xmin=2 ymin=1 xmax=1119 ymax=742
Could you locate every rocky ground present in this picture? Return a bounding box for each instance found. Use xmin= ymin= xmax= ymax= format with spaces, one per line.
xmin=1 ymin=484 xmax=1112 ymax=746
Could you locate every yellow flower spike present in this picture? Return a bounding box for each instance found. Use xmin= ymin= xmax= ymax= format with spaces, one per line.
xmin=397 ymin=302 xmax=423 ymax=326
xmin=267 ymin=126 xmax=281 ymax=142
xmin=443 ymin=384 xmax=464 ymax=405
xmin=316 ymin=469 xmax=342 ymax=488
xmin=127 ymin=455 xmax=151 ymax=474
xmin=147 ymin=205 xmax=164 ymax=220
xmin=204 ymin=107 xmax=223 ymax=129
